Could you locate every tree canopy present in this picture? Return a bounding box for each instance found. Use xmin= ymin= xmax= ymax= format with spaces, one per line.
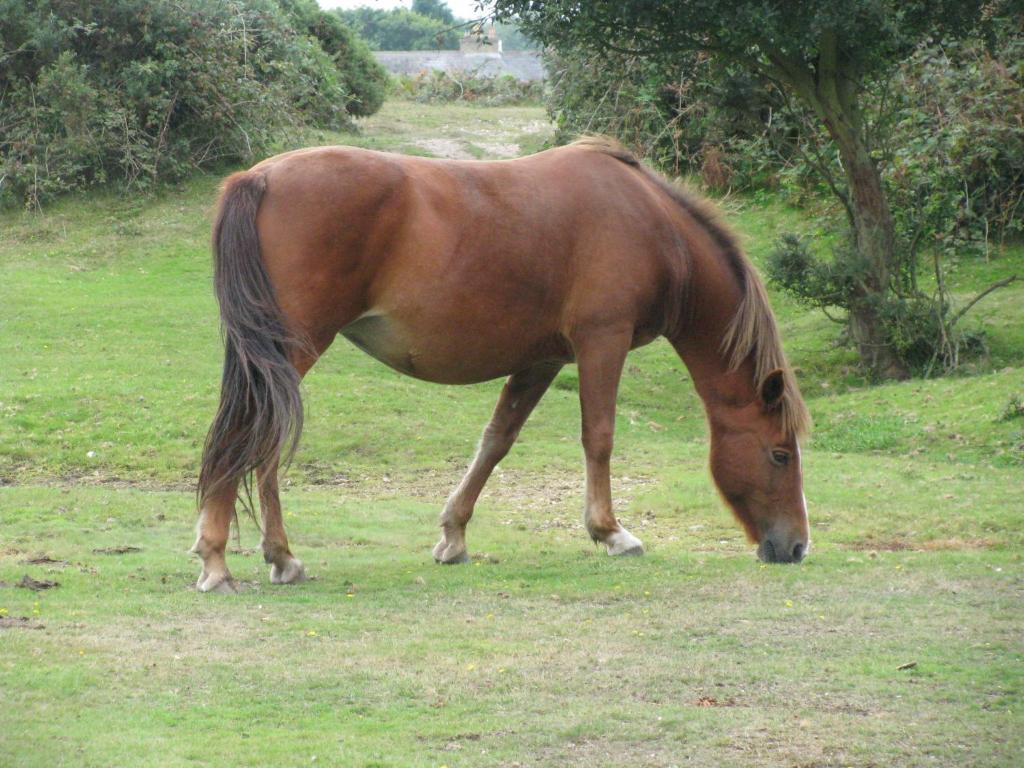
xmin=338 ymin=5 xmax=461 ymax=50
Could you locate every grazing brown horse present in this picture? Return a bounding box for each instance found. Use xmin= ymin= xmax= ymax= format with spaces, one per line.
xmin=192 ymin=138 xmax=811 ymax=593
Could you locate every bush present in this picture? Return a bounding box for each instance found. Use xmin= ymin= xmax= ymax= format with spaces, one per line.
xmin=543 ymin=46 xmax=795 ymax=186
xmin=392 ymin=70 xmax=543 ymax=106
xmin=766 ymin=234 xmax=987 ymax=375
xmin=0 ymin=0 xmax=383 ymax=207
xmin=887 ymin=33 xmax=1024 ymax=253
xmin=283 ymin=0 xmax=389 ymax=117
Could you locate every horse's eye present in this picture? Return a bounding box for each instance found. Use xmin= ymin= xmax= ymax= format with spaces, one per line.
xmin=770 ymin=449 xmax=791 ymax=467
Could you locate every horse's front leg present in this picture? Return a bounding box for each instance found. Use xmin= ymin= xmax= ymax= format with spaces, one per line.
xmin=258 ymin=454 xmax=307 ymax=584
xmin=435 ymin=362 xmax=563 ymax=564
xmin=575 ymin=331 xmax=644 ymax=556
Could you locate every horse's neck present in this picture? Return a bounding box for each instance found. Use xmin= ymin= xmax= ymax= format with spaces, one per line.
xmin=669 ymin=246 xmax=758 ymax=415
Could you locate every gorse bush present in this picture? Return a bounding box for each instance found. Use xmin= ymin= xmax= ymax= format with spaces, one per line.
xmin=0 ymin=0 xmax=386 ymax=207
xmin=543 ymin=46 xmax=800 ymax=189
xmin=766 ymin=234 xmax=988 ymax=375
xmin=283 ymin=0 xmax=389 ymax=117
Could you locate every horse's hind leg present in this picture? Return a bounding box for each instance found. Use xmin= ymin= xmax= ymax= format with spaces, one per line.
xmin=257 ymin=455 xmax=306 ymax=584
xmin=257 ymin=339 xmax=332 ymax=585
xmin=575 ymin=331 xmax=644 ymax=556
xmin=434 ymin=362 xmax=563 ymax=564
xmin=192 ymin=483 xmax=239 ymax=593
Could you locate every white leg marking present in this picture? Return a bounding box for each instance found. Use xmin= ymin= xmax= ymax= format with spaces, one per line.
xmin=270 ymin=556 xmax=307 ymax=585
xmin=605 ymin=527 xmax=644 ymax=556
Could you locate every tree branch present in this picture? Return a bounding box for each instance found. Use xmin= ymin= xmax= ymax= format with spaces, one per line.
xmin=949 ymin=275 xmax=1019 ymax=328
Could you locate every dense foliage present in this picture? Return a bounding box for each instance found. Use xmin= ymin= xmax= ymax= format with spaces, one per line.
xmin=337 ymin=6 xmax=460 ymax=51
xmin=0 ymin=0 xmax=386 ymax=207
xmin=546 ymin=30 xmax=1023 ymax=249
xmin=283 ymin=0 xmax=390 ymax=118
xmin=544 ymin=47 xmax=773 ymax=183
xmin=392 ymin=70 xmax=543 ymax=106
xmin=887 ymin=33 xmax=1024 ymax=253
xmin=500 ymin=0 xmax=1019 ymax=378
xmin=411 ymin=0 xmax=456 ymax=26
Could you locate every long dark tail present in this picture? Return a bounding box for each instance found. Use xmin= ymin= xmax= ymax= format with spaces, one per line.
xmin=198 ymin=171 xmax=305 ymax=512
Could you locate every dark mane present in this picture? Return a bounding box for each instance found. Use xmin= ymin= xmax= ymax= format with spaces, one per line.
xmin=572 ymin=136 xmax=811 ymax=438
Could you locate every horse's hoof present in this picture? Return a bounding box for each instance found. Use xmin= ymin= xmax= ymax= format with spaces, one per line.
xmin=197 ymin=571 xmax=238 ymax=593
xmin=431 ymin=538 xmax=448 ymax=562
xmin=606 ymin=528 xmax=645 ymax=557
xmin=270 ymin=557 xmax=307 ymax=585
xmin=432 ymin=536 xmax=470 ymax=565
xmin=433 ymin=541 xmax=470 ymax=565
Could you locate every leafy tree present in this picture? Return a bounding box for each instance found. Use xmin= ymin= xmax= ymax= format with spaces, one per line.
xmin=494 ymin=0 xmax=1008 ymax=378
xmin=412 ymin=0 xmax=456 ymax=26
xmin=337 ymin=7 xmax=459 ymax=50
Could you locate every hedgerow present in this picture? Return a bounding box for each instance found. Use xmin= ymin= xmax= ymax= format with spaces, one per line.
xmin=0 ymin=0 xmax=386 ymax=207
xmin=391 ymin=70 xmax=543 ymax=106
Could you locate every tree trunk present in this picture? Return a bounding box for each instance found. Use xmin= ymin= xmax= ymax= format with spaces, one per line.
xmin=774 ymin=39 xmax=909 ymax=379
xmin=832 ymin=131 xmax=909 ymax=379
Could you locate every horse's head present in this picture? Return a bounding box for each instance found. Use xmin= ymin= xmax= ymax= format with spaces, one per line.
xmin=707 ymin=369 xmax=809 ymax=563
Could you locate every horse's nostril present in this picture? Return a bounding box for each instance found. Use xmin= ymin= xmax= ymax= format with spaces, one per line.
xmin=792 ymin=542 xmax=805 ymax=562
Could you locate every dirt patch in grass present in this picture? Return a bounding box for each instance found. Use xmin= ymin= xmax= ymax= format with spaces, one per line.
xmin=92 ymin=546 xmax=143 ymax=555
xmin=5 ymin=471 xmax=193 ymax=493
xmin=301 ymin=465 xmax=656 ymax=531
xmin=412 ymin=138 xmax=475 ymax=159
xmin=16 ymin=574 xmax=59 ymax=590
xmin=472 ymin=141 xmax=521 ymax=158
xmin=845 ymin=536 xmax=1000 ymax=551
xmin=23 ymin=556 xmax=70 ymax=567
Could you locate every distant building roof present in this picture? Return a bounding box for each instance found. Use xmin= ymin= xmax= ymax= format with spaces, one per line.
xmin=374 ymin=51 xmax=545 ymax=82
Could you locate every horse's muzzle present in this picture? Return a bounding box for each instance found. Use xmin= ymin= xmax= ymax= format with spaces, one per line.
xmin=757 ymin=537 xmax=807 ymax=564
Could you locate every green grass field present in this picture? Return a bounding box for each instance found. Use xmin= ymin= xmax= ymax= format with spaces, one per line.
xmin=1 ymin=101 xmax=1022 ymax=767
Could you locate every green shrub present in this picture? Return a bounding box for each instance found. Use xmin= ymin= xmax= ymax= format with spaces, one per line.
xmin=0 ymin=0 xmax=383 ymax=207
xmin=282 ymin=0 xmax=389 ymax=117
xmin=392 ymin=71 xmax=543 ymax=106
xmin=543 ymin=46 xmax=798 ymax=186
xmin=887 ymin=33 xmax=1024 ymax=253
xmin=766 ymin=233 xmax=987 ymax=375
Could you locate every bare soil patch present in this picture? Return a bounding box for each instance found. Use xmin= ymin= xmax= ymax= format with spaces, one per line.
xmin=412 ymin=138 xmax=475 ymax=159
xmin=16 ymin=575 xmax=59 ymax=590
xmin=92 ymin=545 xmax=143 ymax=555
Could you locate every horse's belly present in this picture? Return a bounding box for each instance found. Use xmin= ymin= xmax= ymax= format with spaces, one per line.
xmin=340 ymin=312 xmax=565 ymax=384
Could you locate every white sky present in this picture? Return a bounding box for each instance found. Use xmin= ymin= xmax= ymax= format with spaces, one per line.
xmin=317 ymin=0 xmax=495 ymax=22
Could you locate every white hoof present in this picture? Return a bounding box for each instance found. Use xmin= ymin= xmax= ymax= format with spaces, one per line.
xmin=270 ymin=557 xmax=307 ymax=585
xmin=197 ymin=570 xmax=237 ymax=593
xmin=432 ymin=538 xmax=469 ymax=565
xmin=606 ymin=528 xmax=644 ymax=557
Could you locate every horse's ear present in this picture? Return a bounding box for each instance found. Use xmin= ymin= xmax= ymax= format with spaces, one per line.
xmin=760 ymin=369 xmax=786 ymax=409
